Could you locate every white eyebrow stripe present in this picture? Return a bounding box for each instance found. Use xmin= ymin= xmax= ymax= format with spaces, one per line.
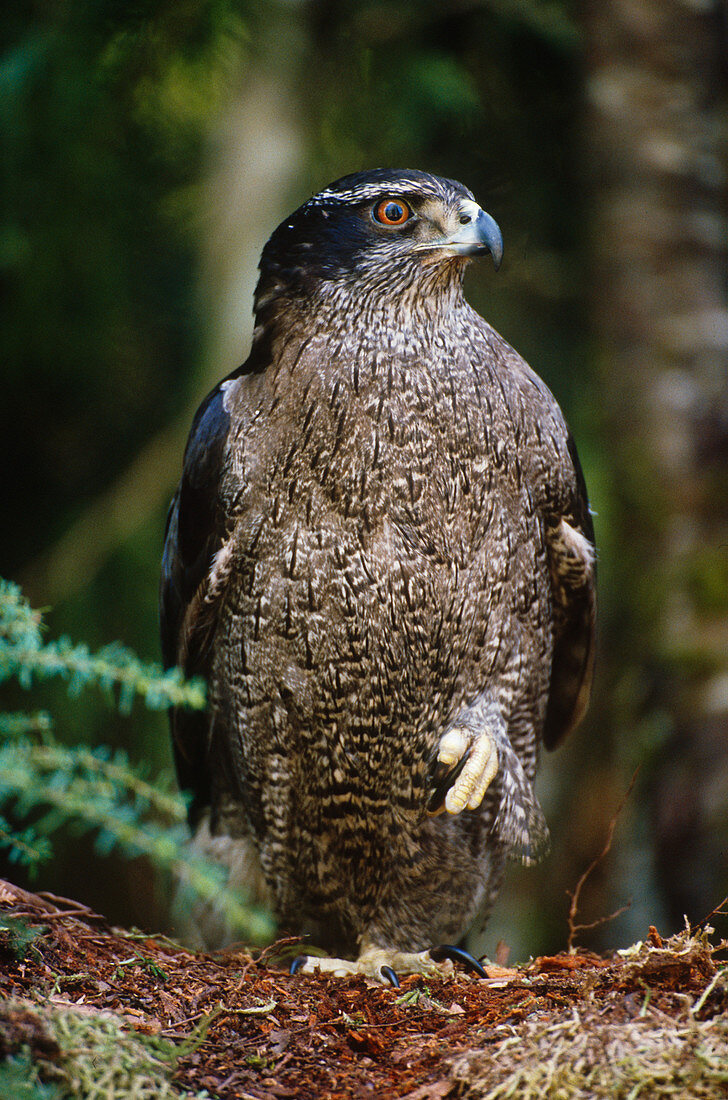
xmin=309 ymin=180 xmax=444 ymax=206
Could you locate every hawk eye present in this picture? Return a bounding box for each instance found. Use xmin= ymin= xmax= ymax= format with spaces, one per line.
xmin=372 ymin=198 xmax=412 ymax=226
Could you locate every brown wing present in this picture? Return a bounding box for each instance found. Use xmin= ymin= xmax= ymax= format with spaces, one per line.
xmin=542 ymin=431 xmax=597 ymax=750
xmin=159 ymin=376 xmax=237 ymax=822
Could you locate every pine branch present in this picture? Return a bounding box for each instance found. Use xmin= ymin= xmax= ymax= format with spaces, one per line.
xmin=0 ymin=578 xmax=273 ymax=945
xmin=0 ymin=740 xmax=274 ymax=944
xmin=0 ymin=815 xmax=53 ymax=871
xmin=0 ymin=579 xmax=205 ymax=711
xmin=0 ymin=711 xmax=53 ymax=738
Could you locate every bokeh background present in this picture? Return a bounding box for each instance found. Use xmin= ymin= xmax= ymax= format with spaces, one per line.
xmin=2 ymin=0 xmax=727 ymax=960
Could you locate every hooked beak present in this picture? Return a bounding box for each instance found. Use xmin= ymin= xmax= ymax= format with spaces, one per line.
xmin=414 ymin=201 xmax=504 ymax=270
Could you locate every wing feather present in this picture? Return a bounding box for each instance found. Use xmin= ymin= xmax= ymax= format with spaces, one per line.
xmin=159 ymin=380 xmax=234 ymax=820
xmin=542 ymin=432 xmax=597 ymax=749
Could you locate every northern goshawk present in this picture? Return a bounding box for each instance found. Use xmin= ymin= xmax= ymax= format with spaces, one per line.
xmin=160 ymin=169 xmax=596 ymax=983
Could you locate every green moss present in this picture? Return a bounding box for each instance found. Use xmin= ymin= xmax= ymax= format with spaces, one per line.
xmin=1 ymin=1000 xmax=207 ymax=1100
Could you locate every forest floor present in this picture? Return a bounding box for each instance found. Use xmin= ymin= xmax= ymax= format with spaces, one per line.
xmin=0 ymin=879 xmax=727 ymax=1099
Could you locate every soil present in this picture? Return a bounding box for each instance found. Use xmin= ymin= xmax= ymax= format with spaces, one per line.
xmin=1 ymin=879 xmax=726 ymax=1099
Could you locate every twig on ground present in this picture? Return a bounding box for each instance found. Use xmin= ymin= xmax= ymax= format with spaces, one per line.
xmin=695 ymin=897 xmax=728 ymax=931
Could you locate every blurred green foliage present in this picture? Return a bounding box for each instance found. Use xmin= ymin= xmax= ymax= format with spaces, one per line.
xmin=0 ymin=1051 xmax=67 ymax=1100
xmin=1 ymin=0 xmax=254 ymax=572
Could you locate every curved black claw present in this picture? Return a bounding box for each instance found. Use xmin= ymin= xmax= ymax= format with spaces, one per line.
xmin=289 ymin=954 xmax=308 ymax=976
xmin=380 ymin=965 xmax=400 ymax=989
xmin=430 ymin=944 xmax=487 ymax=978
xmin=427 ymin=749 xmax=471 ymax=815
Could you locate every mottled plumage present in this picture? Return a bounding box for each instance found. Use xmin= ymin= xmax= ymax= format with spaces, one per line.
xmin=160 ymin=169 xmax=596 ymax=976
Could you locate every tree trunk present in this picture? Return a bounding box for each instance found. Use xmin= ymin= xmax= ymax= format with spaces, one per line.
xmin=583 ymin=0 xmax=728 ymax=930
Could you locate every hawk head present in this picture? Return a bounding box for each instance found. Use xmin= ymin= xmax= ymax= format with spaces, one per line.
xmin=254 ymin=169 xmax=503 ymax=311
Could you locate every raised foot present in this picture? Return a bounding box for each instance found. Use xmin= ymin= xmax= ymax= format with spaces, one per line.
xmin=429 ymin=723 xmax=498 ymax=815
xmin=427 ymin=694 xmax=551 ymax=865
xmin=289 ymin=946 xmax=454 ymax=987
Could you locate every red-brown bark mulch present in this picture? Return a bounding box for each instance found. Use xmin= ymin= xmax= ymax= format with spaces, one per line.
xmin=1 ymin=880 xmax=725 ymax=1099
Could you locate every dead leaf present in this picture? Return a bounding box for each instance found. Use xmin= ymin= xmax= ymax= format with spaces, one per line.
xmin=402 ymin=1080 xmax=452 ymax=1100
xmin=483 ymin=965 xmax=519 ymax=980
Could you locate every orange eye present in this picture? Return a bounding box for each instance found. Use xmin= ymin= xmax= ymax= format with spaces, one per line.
xmin=372 ymin=198 xmax=412 ymax=226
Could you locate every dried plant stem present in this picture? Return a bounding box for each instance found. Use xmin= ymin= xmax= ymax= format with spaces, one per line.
xmin=566 ymin=767 xmax=639 ymax=951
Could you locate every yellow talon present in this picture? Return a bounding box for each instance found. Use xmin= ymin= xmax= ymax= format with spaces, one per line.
xmin=442 ymin=729 xmax=498 ymax=815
